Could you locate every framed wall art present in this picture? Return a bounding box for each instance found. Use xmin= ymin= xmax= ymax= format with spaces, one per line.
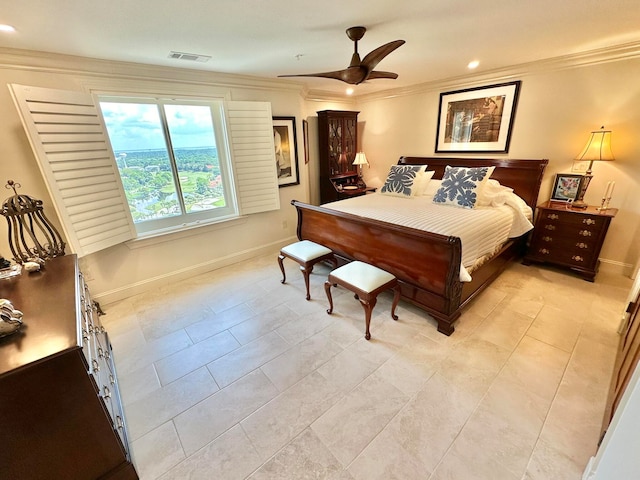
xmin=435 ymin=81 xmax=521 ymax=153
xmin=273 ymin=116 xmax=300 ymax=187
xmin=551 ymin=173 xmax=583 ymax=202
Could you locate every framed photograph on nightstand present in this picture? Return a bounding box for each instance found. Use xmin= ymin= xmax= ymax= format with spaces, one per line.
xmin=551 ymin=173 xmax=583 ymax=202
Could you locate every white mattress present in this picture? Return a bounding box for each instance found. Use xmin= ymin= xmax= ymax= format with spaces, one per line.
xmin=323 ymin=192 xmax=533 ymax=282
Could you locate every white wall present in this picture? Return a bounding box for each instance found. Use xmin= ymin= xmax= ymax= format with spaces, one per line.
xmin=355 ymin=55 xmax=640 ymax=273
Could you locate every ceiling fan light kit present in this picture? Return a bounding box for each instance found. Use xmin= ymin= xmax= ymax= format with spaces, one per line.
xmin=279 ymin=26 xmax=405 ymax=85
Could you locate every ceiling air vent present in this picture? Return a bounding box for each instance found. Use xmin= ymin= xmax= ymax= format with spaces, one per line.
xmin=168 ymin=51 xmax=211 ymax=63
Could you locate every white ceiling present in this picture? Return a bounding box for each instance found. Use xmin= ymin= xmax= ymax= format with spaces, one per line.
xmin=2 ymin=0 xmax=639 ymax=96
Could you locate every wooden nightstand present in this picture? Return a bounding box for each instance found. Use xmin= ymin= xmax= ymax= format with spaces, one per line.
xmin=523 ymin=201 xmax=617 ymax=281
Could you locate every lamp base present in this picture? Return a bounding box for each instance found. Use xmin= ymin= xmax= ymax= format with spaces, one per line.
xmin=571 ymin=174 xmax=592 ymax=210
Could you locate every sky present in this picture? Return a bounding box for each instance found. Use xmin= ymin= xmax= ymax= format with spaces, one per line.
xmin=100 ymin=102 xmax=217 ymax=151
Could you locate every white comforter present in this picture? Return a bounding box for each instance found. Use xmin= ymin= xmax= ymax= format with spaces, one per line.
xmin=323 ymin=191 xmax=533 ymax=282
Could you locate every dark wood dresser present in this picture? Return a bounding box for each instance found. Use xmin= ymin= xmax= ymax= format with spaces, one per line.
xmin=0 ymin=255 xmax=137 ymax=479
xmin=523 ymin=201 xmax=617 ymax=281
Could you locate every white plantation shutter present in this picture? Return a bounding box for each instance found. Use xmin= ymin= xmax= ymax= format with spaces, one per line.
xmin=9 ymin=84 xmax=136 ymax=256
xmin=226 ymin=101 xmax=280 ymax=215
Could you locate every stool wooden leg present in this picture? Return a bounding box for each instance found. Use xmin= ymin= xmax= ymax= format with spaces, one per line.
xmin=324 ymin=281 xmax=334 ymax=314
xmin=359 ymin=296 xmax=376 ymax=340
xmin=299 ymin=266 xmax=312 ymax=300
xmin=278 ymin=254 xmax=287 ymax=284
xmin=391 ymin=286 xmax=400 ymax=321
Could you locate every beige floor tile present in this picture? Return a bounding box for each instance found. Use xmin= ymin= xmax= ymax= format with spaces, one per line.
xmin=118 ymin=363 xmax=160 ymax=406
xmin=316 ymin=348 xmax=381 ymax=393
xmin=523 ymin=438 xmax=584 ymax=480
xmin=436 ymin=336 xmax=511 ymax=401
xmin=159 ymin=424 xmax=262 ymax=480
xmin=248 ymin=428 xmax=348 ymax=480
xmin=206 ymin=331 xmax=291 ymax=388
xmin=373 ymin=333 xmax=451 ymax=396
xmin=137 ymin=301 xmax=217 ymax=342
xmin=185 ymin=303 xmax=256 ymax=343
xmin=275 ymin=310 xmax=337 ymax=344
xmin=467 ymin=285 xmax=508 ymax=318
xmin=124 ymin=367 xmax=219 ymax=441
xmin=472 ymin=304 xmax=534 ymax=351
xmin=241 ymin=371 xmax=343 ymax=460
xmin=174 ymin=369 xmax=278 ymax=456
xmin=114 ymin=328 xmax=193 ymax=378
xmin=261 ymin=332 xmax=343 ymax=391
xmin=154 ymin=330 xmax=240 ymax=385
xmin=311 ymin=374 xmax=408 ymax=466
xmin=498 ymin=335 xmax=570 ymax=402
xmin=526 ymin=303 xmax=583 ymax=352
xmin=130 ymin=421 xmax=185 ymax=480
xmin=229 ymin=303 xmax=298 ymax=345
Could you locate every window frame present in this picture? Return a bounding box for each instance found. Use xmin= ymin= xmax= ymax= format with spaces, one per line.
xmin=98 ymin=95 xmax=239 ymax=235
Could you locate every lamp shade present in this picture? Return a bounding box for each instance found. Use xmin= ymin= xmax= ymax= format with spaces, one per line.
xmin=575 ymin=126 xmax=615 ymax=162
xmin=353 ymin=152 xmax=369 ymax=166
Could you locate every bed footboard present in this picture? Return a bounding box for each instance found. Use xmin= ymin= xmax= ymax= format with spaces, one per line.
xmin=292 ymin=200 xmax=465 ymax=334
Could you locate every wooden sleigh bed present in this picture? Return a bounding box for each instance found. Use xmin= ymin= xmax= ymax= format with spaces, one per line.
xmin=292 ymin=157 xmax=548 ymax=335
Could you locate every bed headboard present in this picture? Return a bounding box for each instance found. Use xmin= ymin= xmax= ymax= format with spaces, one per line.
xmin=398 ymin=157 xmax=548 ymax=209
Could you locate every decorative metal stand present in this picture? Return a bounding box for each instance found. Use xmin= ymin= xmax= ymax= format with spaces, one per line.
xmin=1 ymin=180 xmax=65 ymax=264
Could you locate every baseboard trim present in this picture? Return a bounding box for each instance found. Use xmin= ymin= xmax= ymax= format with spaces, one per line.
xmin=94 ymin=236 xmax=297 ymax=305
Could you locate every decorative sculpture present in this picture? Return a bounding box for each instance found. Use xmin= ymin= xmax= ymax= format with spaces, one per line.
xmin=1 ymin=180 xmax=65 ymax=264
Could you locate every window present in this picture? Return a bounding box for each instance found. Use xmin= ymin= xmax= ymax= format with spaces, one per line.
xmin=99 ymin=98 xmax=236 ymax=234
xmin=9 ymin=84 xmax=280 ymax=257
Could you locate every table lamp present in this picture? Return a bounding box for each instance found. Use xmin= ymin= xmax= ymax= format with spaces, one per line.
xmin=353 ymin=152 xmax=369 ymax=187
xmin=572 ymin=126 xmax=614 ymax=209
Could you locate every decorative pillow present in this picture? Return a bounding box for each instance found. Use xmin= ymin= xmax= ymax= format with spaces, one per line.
xmin=433 ymin=166 xmax=495 ymax=208
xmin=380 ymin=165 xmax=427 ymax=197
xmin=423 ymin=179 xmax=442 ymax=196
xmin=476 ymin=179 xmax=513 ymax=206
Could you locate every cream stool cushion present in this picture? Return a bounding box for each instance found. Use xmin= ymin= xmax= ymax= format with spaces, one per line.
xmin=280 ymin=240 xmax=332 ymax=262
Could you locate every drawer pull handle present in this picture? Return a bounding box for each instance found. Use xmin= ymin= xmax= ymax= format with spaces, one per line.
xmin=538 ymin=248 xmax=550 ymax=255
xmin=116 ymin=416 xmax=124 ymax=429
xmin=572 ymin=255 xmax=585 ymax=262
xmin=542 ymin=236 xmax=553 ymax=242
xmin=98 ymin=347 xmax=104 ymax=358
xmin=103 ymin=386 xmax=111 ymax=399
xmin=92 ymin=359 xmax=100 ymax=373
xmin=109 ymin=374 xmax=115 ymax=385
xmin=576 ymin=242 xmax=589 ymax=249
xmin=544 ymin=225 xmax=556 ymax=231
xmin=579 ymin=230 xmax=592 ymax=237
xmin=583 ymin=218 xmax=596 ymax=225
xmin=547 ymin=213 xmax=559 ymax=220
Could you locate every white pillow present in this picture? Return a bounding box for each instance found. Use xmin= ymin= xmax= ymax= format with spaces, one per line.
xmin=423 ymin=179 xmax=442 ymax=196
xmin=380 ymin=165 xmax=427 ymax=198
xmin=414 ymin=170 xmax=435 ymax=195
xmin=433 ymin=165 xmax=496 ymax=208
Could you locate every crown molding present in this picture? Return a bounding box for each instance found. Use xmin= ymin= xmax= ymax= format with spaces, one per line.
xmin=355 ymin=40 xmax=640 ymax=104
xmin=0 ymin=47 xmax=305 ymax=94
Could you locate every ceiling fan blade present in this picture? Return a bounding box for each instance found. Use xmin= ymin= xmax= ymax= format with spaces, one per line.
xmin=361 ymin=40 xmax=405 ymax=72
xmin=278 ymin=70 xmax=349 ymax=81
xmin=279 ymin=67 xmax=366 ymax=85
xmin=366 ymin=71 xmax=399 ymax=80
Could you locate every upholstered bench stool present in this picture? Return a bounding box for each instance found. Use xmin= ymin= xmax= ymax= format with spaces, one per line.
xmin=279 ymin=240 xmax=337 ymax=300
xmin=325 ymin=260 xmax=400 ymax=340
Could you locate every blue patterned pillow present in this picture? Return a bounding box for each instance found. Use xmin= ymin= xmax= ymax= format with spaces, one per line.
xmin=380 ymin=165 xmax=426 ymax=197
xmin=433 ymin=166 xmax=495 ymax=208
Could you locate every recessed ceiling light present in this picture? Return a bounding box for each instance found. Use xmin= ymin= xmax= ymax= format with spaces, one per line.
xmin=467 ymin=60 xmax=480 ymax=69
xmin=0 ymin=24 xmax=16 ymax=33
xmin=346 ymin=88 xmax=354 ymax=95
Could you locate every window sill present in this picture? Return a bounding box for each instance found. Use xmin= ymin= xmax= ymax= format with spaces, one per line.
xmin=125 ymin=215 xmax=248 ymax=250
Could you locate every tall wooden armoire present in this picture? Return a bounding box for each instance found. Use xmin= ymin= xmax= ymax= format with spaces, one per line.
xmin=317 ymin=110 xmax=359 ymax=204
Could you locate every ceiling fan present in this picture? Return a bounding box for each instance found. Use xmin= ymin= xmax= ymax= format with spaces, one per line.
xmin=279 ymin=26 xmax=405 ymax=85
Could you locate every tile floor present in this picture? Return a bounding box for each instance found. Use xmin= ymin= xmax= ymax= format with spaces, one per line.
xmin=100 ymin=252 xmax=632 ymax=480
